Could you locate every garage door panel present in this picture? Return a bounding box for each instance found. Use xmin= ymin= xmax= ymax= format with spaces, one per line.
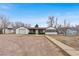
xmin=19 ymin=29 xmax=26 ymax=34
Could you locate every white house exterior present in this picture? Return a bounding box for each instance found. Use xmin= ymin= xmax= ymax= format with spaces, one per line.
xmin=3 ymin=25 xmax=14 ymax=34
xmin=3 ymin=29 xmax=14 ymax=34
xmin=45 ymin=27 xmax=57 ymax=35
xmin=66 ymin=29 xmax=77 ymax=36
xmin=16 ymin=27 xmax=29 ymax=34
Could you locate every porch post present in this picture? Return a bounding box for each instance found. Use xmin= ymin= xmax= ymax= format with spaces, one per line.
xmin=36 ymin=30 xmax=38 ymax=35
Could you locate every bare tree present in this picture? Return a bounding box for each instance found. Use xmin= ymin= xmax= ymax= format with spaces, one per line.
xmin=47 ymin=16 xmax=54 ymax=27
xmin=14 ymin=21 xmax=24 ymax=28
xmin=55 ymin=17 xmax=58 ymax=28
xmin=26 ymin=24 xmax=31 ymax=28
xmin=14 ymin=21 xmax=31 ymax=28
xmin=64 ymin=20 xmax=67 ymax=27
xmin=75 ymin=25 xmax=79 ymax=35
xmin=0 ymin=15 xmax=9 ymax=34
xmin=56 ymin=18 xmax=58 ymax=26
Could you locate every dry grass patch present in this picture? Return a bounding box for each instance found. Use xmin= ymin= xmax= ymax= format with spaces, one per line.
xmin=49 ymin=35 xmax=79 ymax=50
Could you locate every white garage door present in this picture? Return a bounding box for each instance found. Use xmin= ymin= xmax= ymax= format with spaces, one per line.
xmin=19 ymin=29 xmax=26 ymax=34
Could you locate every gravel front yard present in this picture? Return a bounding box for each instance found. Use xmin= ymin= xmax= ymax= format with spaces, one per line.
xmin=0 ymin=34 xmax=67 ymax=56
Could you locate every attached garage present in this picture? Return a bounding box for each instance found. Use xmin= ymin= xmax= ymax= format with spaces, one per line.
xmin=45 ymin=27 xmax=57 ymax=35
xmin=16 ymin=27 xmax=29 ymax=34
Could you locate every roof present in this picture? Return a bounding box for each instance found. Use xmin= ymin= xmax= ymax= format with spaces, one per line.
xmin=46 ymin=27 xmax=56 ymax=30
xmin=16 ymin=27 xmax=28 ymax=29
xmin=67 ymin=28 xmax=77 ymax=31
xmin=46 ymin=27 xmax=57 ymax=32
xmin=7 ymin=25 xmax=13 ymax=29
xmin=28 ymin=27 xmax=47 ymax=30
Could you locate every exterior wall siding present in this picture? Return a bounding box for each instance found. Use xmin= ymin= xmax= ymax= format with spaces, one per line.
xmin=16 ymin=27 xmax=29 ymax=34
xmin=3 ymin=29 xmax=14 ymax=34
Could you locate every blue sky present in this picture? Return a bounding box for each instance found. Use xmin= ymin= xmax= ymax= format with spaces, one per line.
xmin=0 ymin=3 xmax=79 ymax=27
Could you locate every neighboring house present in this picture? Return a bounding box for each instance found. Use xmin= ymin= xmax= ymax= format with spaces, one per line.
xmin=3 ymin=25 xmax=14 ymax=34
xmin=45 ymin=27 xmax=57 ymax=35
xmin=16 ymin=27 xmax=29 ymax=34
xmin=66 ymin=28 xmax=77 ymax=36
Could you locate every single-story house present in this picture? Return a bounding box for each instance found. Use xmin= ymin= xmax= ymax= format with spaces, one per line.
xmin=16 ymin=27 xmax=29 ymax=34
xmin=45 ymin=27 xmax=57 ymax=35
xmin=16 ymin=26 xmax=46 ymax=35
xmin=2 ymin=24 xmax=59 ymax=35
xmin=28 ymin=27 xmax=46 ymax=34
xmin=66 ymin=28 xmax=77 ymax=36
xmin=3 ymin=25 xmax=14 ymax=34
